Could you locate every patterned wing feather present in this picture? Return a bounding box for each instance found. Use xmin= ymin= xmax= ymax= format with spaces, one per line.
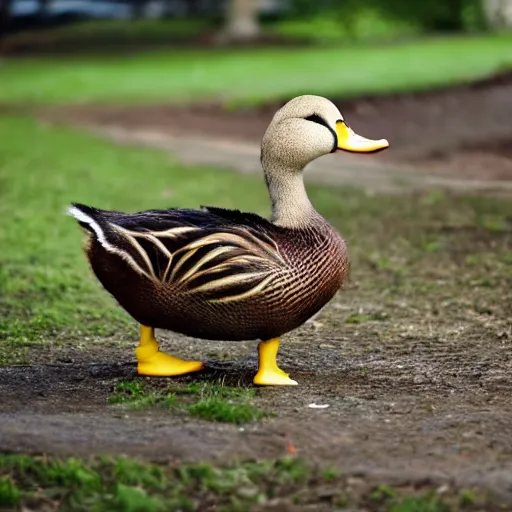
xmin=85 ymin=205 xmax=288 ymax=304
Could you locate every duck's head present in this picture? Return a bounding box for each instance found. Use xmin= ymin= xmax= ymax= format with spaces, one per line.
xmin=261 ymin=94 xmax=389 ymax=172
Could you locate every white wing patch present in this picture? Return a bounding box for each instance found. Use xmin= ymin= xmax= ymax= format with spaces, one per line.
xmin=68 ymin=206 xmax=155 ymax=281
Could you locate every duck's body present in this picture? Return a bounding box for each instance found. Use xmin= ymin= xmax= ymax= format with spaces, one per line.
xmin=72 ymin=204 xmax=348 ymax=342
xmin=69 ymin=95 xmax=388 ymax=385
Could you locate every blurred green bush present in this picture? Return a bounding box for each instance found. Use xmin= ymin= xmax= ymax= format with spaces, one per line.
xmin=277 ymin=0 xmax=488 ymax=43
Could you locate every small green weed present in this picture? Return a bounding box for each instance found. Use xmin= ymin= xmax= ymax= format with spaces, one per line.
xmin=108 ymin=381 xmax=175 ymax=410
xmin=369 ymin=486 xmax=456 ymax=512
xmin=108 ymin=380 xmax=269 ymax=424
xmin=187 ymin=382 xmax=269 ymax=424
xmin=189 ymin=399 xmax=266 ymax=424
xmin=273 ymin=457 xmax=310 ymax=483
xmin=113 ymin=484 xmax=167 ymax=512
xmin=477 ymin=214 xmax=509 ymax=233
xmin=465 ymin=254 xmax=483 ymax=265
xmin=108 ymin=381 xmax=146 ymax=403
xmin=111 ymin=458 xmax=166 ymax=490
xmin=502 ymin=253 xmax=512 ymax=265
xmin=459 ymin=489 xmax=477 ymax=507
xmin=322 ymin=467 xmax=340 ymax=481
xmin=389 ymin=493 xmax=450 ymax=512
xmin=371 ymin=483 xmax=397 ymax=503
xmin=421 ymin=239 xmax=443 ymax=253
xmin=0 ymin=475 xmax=21 ymax=507
xmin=0 ymin=340 xmax=28 ymax=365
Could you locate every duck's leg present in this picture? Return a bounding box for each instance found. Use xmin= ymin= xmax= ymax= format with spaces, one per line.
xmin=253 ymin=337 xmax=298 ymax=386
xmin=136 ymin=325 xmax=204 ymax=377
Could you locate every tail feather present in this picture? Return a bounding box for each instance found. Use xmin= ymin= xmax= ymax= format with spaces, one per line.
xmin=67 ymin=203 xmax=111 ymax=247
xmin=68 ymin=203 xmax=154 ymax=277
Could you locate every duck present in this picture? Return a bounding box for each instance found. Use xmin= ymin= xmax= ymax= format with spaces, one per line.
xmin=68 ymin=95 xmax=389 ymax=386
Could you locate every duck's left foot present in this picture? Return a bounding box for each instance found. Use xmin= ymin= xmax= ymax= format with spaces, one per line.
xmin=253 ymin=338 xmax=298 ymax=386
xmin=136 ymin=325 xmax=204 ymax=377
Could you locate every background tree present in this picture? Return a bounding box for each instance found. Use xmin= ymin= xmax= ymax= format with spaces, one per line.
xmin=222 ymin=0 xmax=260 ymax=42
xmin=132 ymin=0 xmax=148 ymax=19
xmin=0 ymin=0 xmax=13 ymax=38
xmin=38 ymin=0 xmax=50 ymax=18
xmin=483 ymin=0 xmax=512 ymax=26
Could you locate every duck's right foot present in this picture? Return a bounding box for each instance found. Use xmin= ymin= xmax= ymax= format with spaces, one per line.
xmin=136 ymin=325 xmax=204 ymax=377
xmin=253 ymin=367 xmax=298 ymax=386
xmin=137 ymin=351 xmax=204 ymax=377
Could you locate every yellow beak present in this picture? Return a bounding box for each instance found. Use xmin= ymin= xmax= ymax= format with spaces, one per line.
xmin=336 ymin=120 xmax=389 ymax=153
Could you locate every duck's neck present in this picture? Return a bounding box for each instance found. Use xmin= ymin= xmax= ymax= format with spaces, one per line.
xmin=264 ymin=165 xmax=322 ymax=228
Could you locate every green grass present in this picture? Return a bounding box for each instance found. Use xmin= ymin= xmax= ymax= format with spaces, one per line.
xmin=389 ymin=496 xmax=450 ymax=512
xmin=0 ymin=115 xmax=271 ymax=364
xmin=108 ymin=380 xmax=268 ymax=423
xmin=187 ymin=383 xmax=268 ymax=424
xmin=0 ymin=453 xmax=484 ymax=511
xmin=1 ymin=33 xmax=511 ymax=105
xmin=0 ymin=454 xmax=307 ymax=511
xmin=371 ymin=485 xmax=452 ymax=512
xmin=273 ymin=8 xmax=422 ymax=43
xmin=0 ymin=115 xmax=511 ymax=365
xmin=107 ymin=380 xmax=177 ymax=410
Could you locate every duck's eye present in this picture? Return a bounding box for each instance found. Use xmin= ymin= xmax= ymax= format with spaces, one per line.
xmin=305 ymin=114 xmax=330 ymax=129
xmin=305 ymin=114 xmax=337 ymax=153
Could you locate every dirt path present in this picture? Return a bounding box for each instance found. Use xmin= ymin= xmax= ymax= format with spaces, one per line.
xmin=40 ymin=71 xmax=512 ymax=194
xmin=69 ymin=124 xmax=512 ymax=195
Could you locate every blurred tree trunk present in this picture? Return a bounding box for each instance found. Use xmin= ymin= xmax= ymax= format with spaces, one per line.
xmin=445 ymin=0 xmax=464 ymax=29
xmin=187 ymin=0 xmax=201 ymax=15
xmin=0 ymin=0 xmax=13 ymax=39
xmin=222 ymin=0 xmax=260 ymax=41
xmin=483 ymin=0 xmax=512 ymax=26
xmin=132 ymin=0 xmax=147 ymax=19
xmin=38 ymin=0 xmax=50 ymax=18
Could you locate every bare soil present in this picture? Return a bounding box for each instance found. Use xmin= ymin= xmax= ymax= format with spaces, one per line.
xmin=2 ymin=76 xmax=512 ymax=509
xmin=1 ymin=299 xmax=512 ymax=503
